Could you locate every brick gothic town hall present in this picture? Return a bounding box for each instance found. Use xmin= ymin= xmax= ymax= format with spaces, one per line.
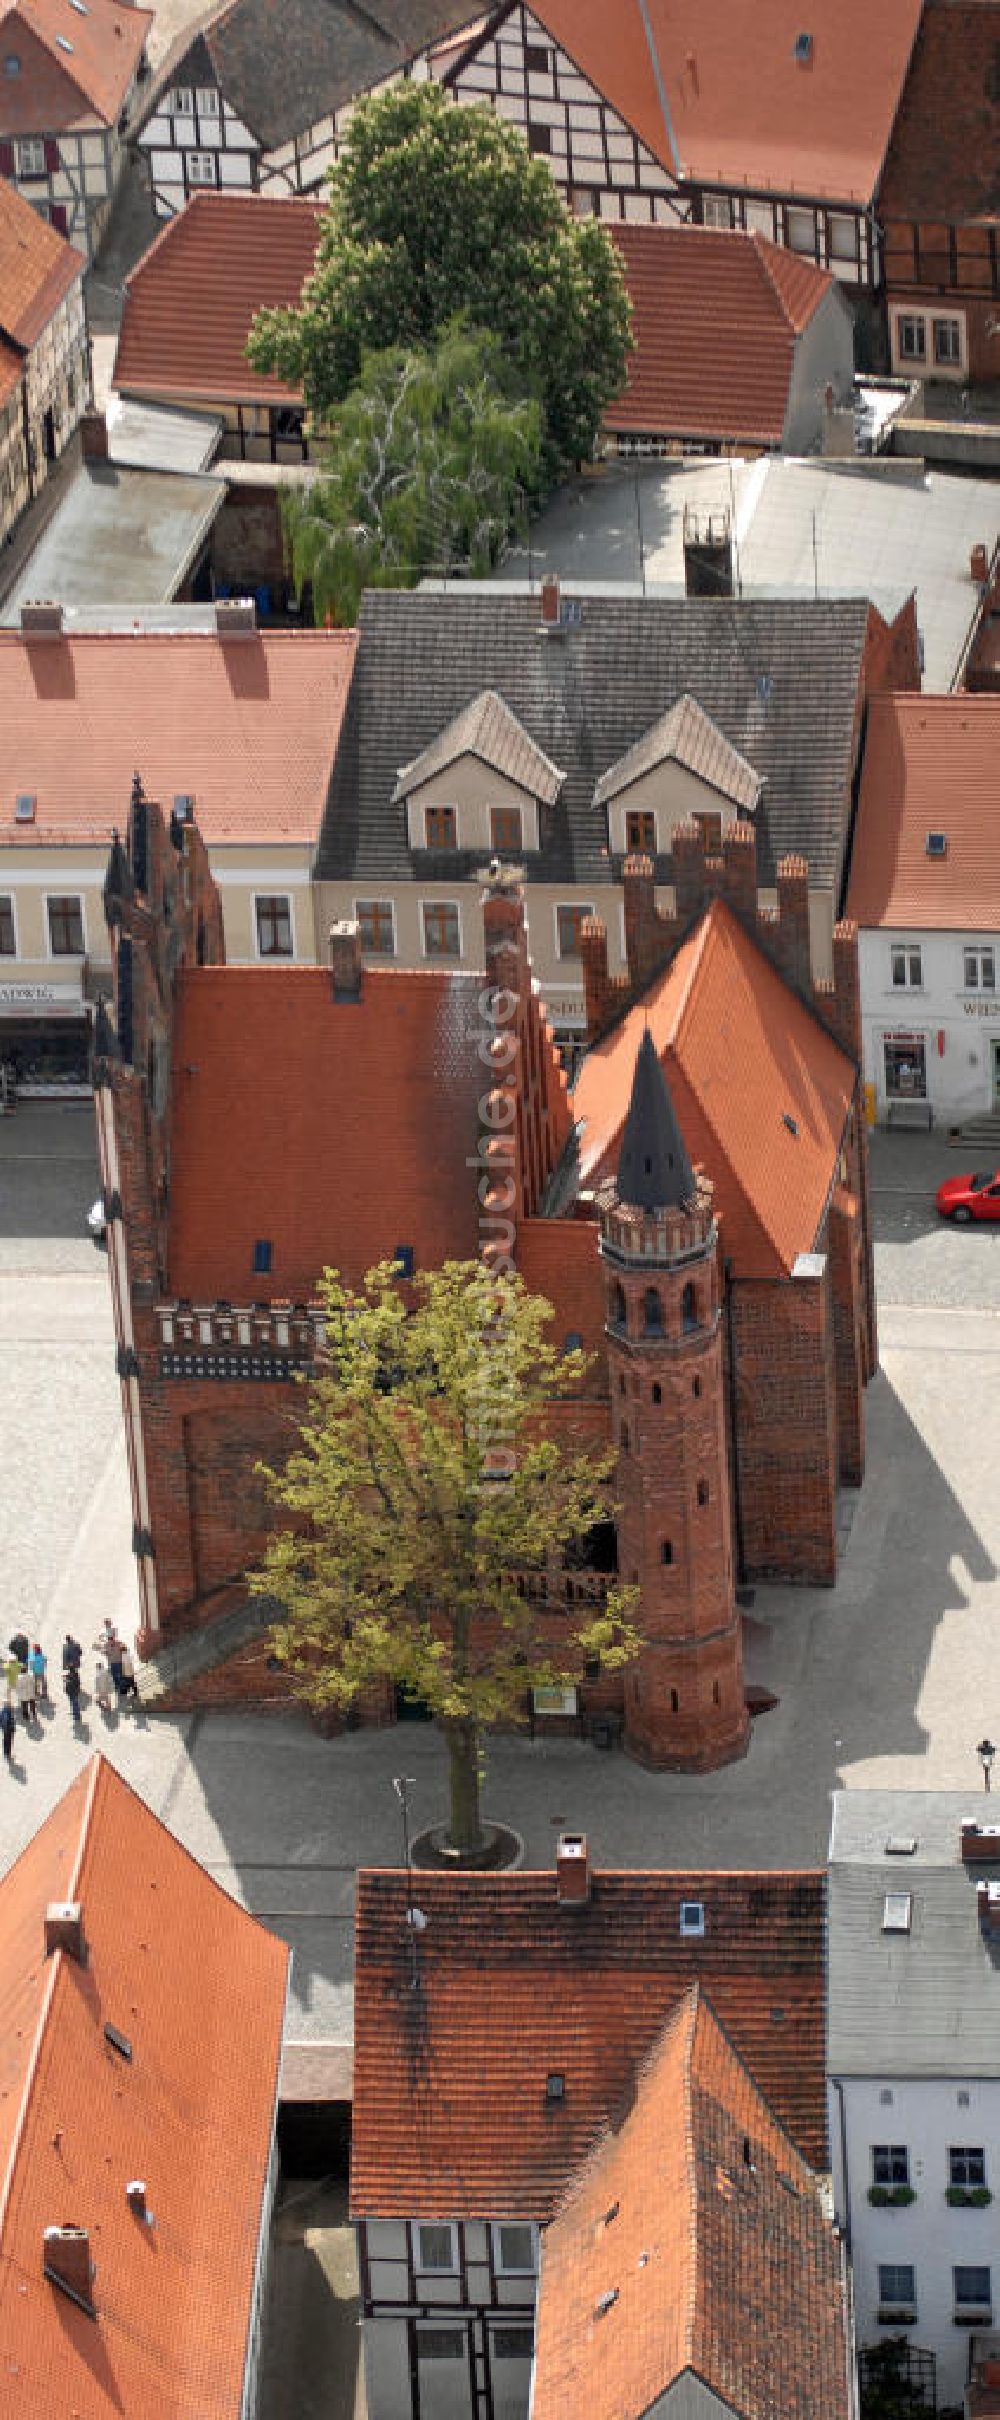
xmin=95 ymin=780 xmax=875 ymax=1771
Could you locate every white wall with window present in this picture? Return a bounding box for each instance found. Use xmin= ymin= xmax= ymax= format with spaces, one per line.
xmin=403 ymin=759 xmax=541 ymax=856
xmin=859 ymin=926 xmax=1000 ymax=1125
xmin=889 ymin=304 xmax=968 ymax=380
xmin=360 ymin=2215 xmax=538 ymax=2420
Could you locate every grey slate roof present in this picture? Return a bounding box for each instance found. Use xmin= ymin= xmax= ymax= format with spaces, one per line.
xmin=592 ymin=690 xmax=764 ymax=813
xmin=135 ymin=0 xmax=483 ymax=153
xmin=828 ymin=1791 xmax=1000 ymax=2077
xmin=392 ymin=688 xmax=565 ymax=806
xmin=316 ymin=590 xmax=875 ymax=892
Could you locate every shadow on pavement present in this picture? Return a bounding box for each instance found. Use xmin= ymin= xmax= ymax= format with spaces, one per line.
xmin=259 ymin=2179 xmax=364 ymax=2420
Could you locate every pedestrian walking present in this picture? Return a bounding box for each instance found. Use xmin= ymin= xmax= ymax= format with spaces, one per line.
xmin=107 ymin=1637 xmax=125 ymax=1698
xmin=92 ymin=1619 xmax=116 ymax=1655
xmin=29 ymin=1643 xmax=47 ymax=1702
xmin=4 ymin=1654 xmax=20 ymax=1701
xmin=94 ymin=1660 xmax=114 ymax=1715
xmin=0 ymin=1701 xmax=14 ymax=1763
xmin=9 ymin=1631 xmax=29 ymax=1665
xmin=16 ymin=1665 xmax=34 ymax=1725
xmin=62 ymin=1635 xmax=82 ymax=1676
xmin=119 ymin=1646 xmax=139 ymax=1704
xmin=65 ymin=1664 xmax=81 ymax=1722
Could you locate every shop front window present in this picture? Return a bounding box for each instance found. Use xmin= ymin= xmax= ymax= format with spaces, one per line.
xmin=884 ymin=1036 xmax=927 ymax=1099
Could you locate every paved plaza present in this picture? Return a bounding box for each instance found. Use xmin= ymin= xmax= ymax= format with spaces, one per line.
xmin=2 ymin=1107 xmax=1000 ymax=2045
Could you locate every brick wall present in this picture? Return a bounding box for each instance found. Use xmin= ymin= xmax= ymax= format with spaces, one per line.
xmin=728 ymin=1273 xmax=838 ymax=1586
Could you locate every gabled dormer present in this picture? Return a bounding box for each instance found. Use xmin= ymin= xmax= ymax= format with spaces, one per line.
xmin=393 ymin=689 xmax=564 ymax=861
xmin=593 ymin=693 xmax=763 ymax=865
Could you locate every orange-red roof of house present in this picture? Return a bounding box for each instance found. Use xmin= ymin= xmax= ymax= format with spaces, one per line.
xmin=0 ymin=0 xmax=151 ymax=132
xmin=572 ymin=897 xmax=854 ymax=1280
xmin=0 ymin=325 xmax=19 ymax=405
xmin=113 ymin=193 xmax=324 ymax=407
xmin=0 ymin=1754 xmax=288 ymax=2420
xmin=167 ymin=964 xmax=492 ymax=1302
xmin=532 ymin=1987 xmax=849 ymax=2420
xmin=351 ymin=1863 xmax=827 ymax=2220
xmin=0 ymin=172 xmax=83 ymax=351
xmin=847 ymin=694 xmax=1000 ymax=931
xmin=0 ymin=626 xmax=356 ymax=845
xmin=609 ymin=223 xmax=835 ymax=444
xmin=514 ymin=0 xmax=921 ymax=201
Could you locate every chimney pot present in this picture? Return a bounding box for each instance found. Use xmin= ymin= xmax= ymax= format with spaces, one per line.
xmin=540 ymin=573 xmax=561 ymax=626
xmin=20 ymin=599 xmax=64 ymax=637
xmin=972 ymin=544 xmax=989 ymax=586
xmin=962 ymin=1819 xmax=1000 ymax=1862
xmin=556 ymin=1832 xmax=590 ymax=1906
xmin=214 ymin=596 xmax=257 ymax=638
xmin=126 ymin=2179 xmax=148 ymax=2221
xmin=43 ymin=2224 xmax=95 ymax=2313
xmin=328 ymin=920 xmax=363 ymax=1001
xmin=44 ymin=1901 xmax=84 ymax=1962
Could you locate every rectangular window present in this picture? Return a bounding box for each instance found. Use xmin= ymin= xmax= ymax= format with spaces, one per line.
xmin=46 ymin=895 xmax=84 ymax=955
xmin=414 ymin=2222 xmax=458 ymax=2274
xmin=16 ymin=137 xmax=45 ymax=177
xmin=950 ymin=2148 xmax=987 ymax=2188
xmin=898 ymin=315 xmax=927 ymax=362
xmin=694 ymin=809 xmax=724 ymax=855
xmin=490 ymin=805 xmax=523 ymax=852
xmin=524 ymin=41 xmax=551 ymax=72
xmin=424 ymin=805 xmax=457 ymax=849
xmin=493 ymin=2223 xmax=535 ymax=2275
xmin=965 ymin=947 xmax=995 ymax=991
xmin=355 ymin=899 xmax=395 ymax=956
xmin=0 ymin=896 xmax=14 ymax=955
xmin=255 ymin=895 xmax=293 ymax=958
xmin=934 ymin=317 xmax=962 ymax=365
xmin=252 ymin=1239 xmax=272 ymax=1275
xmin=528 ymin=121 xmax=552 ymax=155
xmin=954 ymin=2266 xmax=992 ymax=2309
xmin=625 ymin=809 xmax=657 ymax=853
xmin=187 ymin=152 xmax=217 ymax=185
xmin=827 ymin=212 xmax=857 ymax=262
xmin=702 ymin=194 xmax=733 ymax=229
xmin=557 ymin=902 xmax=594 ymax=959
xmin=422 ymin=902 xmax=461 ymax=958
xmin=872 ymin=2146 xmax=910 ymax=2187
xmin=891 ymin=944 xmax=922 ymax=988
xmin=786 ymin=205 xmax=816 ymax=254
xmin=491 ymin=2326 xmax=535 ymax=2360
xmin=883 ymin=1037 xmax=927 ymax=1100
xmin=878 ymin=2264 xmax=916 ymax=2307
xmin=195 ymin=86 xmax=219 ymax=113
xmin=417 ymin=2329 xmax=465 ymax=2359
xmin=171 ymin=86 xmax=194 ymax=112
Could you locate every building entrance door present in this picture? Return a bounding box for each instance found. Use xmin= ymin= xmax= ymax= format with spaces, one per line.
xmin=991 ymin=1039 xmax=1000 ymax=1110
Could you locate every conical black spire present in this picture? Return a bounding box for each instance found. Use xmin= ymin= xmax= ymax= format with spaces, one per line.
xmin=617 ymin=1030 xmax=695 ymax=1212
xmin=102 ymin=826 xmax=134 ymax=928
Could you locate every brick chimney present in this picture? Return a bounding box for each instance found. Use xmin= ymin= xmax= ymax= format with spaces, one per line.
xmin=328 ymin=921 xmax=362 ymax=1001
xmin=540 ymin=573 xmax=561 ymax=626
xmin=43 ymin=2225 xmax=95 ymax=2313
xmin=963 ymin=1819 xmax=1000 ymax=1863
xmin=556 ymin=1832 xmax=590 ymax=1907
xmin=44 ymin=1901 xmax=84 ymax=1961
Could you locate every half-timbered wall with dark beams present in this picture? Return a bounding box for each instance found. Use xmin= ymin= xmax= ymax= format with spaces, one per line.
xmin=359 ymin=2217 xmax=538 ymax=2420
xmin=445 ymin=1 xmax=681 ymax=224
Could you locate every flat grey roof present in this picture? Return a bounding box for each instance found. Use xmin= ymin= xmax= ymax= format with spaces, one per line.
xmin=105 ymin=393 xmax=223 ymax=475
xmin=2 ymin=462 xmax=224 ymax=625
xmin=500 ymin=456 xmax=1000 ymax=694
xmin=828 ymin=1791 xmax=1000 ymax=2076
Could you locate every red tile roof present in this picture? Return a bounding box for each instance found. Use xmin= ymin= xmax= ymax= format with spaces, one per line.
xmin=517 ymin=0 xmax=921 ymax=202
xmin=0 ymin=1753 xmax=288 ymax=2420
xmin=847 ymin=694 xmax=1000 ymax=931
xmin=572 ymin=897 xmax=854 ymax=1280
xmin=0 ymin=325 xmax=19 ymax=405
xmin=0 ymin=627 xmax=356 ymax=845
xmin=113 ymin=193 xmax=324 ymax=407
xmin=0 ymin=0 xmax=151 ymax=132
xmin=610 ymin=225 xmax=834 ymax=444
xmin=533 ymin=1988 xmax=849 ymax=2420
xmin=167 ymin=964 xmax=491 ymax=1302
xmin=0 ymin=171 xmax=83 ymax=350
xmin=351 ymin=1864 xmax=827 ymax=2219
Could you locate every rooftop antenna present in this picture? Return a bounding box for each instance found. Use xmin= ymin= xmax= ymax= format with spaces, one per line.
xmin=392 ymin=1775 xmax=424 ymax=1990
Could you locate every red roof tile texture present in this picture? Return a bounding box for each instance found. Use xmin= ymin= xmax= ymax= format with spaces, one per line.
xmin=877 ymin=0 xmax=1000 ymax=223
xmin=572 ymin=897 xmax=854 ymax=1280
xmin=351 ymin=1865 xmax=827 ymax=2220
xmin=533 ymin=1988 xmax=849 ymax=2420
xmin=846 ymin=694 xmax=1000 ymax=931
xmin=0 ymin=626 xmax=356 ymax=844
xmin=521 ymin=0 xmax=922 ymax=201
xmin=0 ymin=0 xmax=151 ymax=131
xmin=0 ymin=171 xmax=83 ymax=350
xmin=113 ymin=193 xmax=324 ymax=406
xmin=0 ymin=1754 xmax=288 ymax=2420
xmin=167 ymin=964 xmax=491 ymax=1302
xmin=609 ymin=224 xmax=834 ymax=444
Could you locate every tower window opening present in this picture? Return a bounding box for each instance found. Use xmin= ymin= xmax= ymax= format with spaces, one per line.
xmin=643 ymin=1287 xmax=664 ymax=1336
xmin=682 ymin=1282 xmax=698 ymax=1331
xmin=697 ymin=1478 xmax=709 ymax=1506
xmin=670 ymin=1688 xmax=679 ymax=1712
xmin=652 ymin=1382 xmax=661 ymax=1404
xmin=620 ymin=1423 xmax=630 ymax=1452
xmin=661 ymin=1540 xmax=673 ymax=1565
xmin=712 ymin=1680 xmax=720 ymax=1705
xmin=611 ymin=1282 xmax=626 ymax=1329
xmin=692 ymin=1375 xmax=702 ymax=1399
xmin=619 ymin=1374 xmax=626 ymax=1396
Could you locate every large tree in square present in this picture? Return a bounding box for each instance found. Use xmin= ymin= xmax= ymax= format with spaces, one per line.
xmin=247 ymin=82 xmax=631 ymax=480
xmin=250 ymin=1258 xmax=637 ymax=1859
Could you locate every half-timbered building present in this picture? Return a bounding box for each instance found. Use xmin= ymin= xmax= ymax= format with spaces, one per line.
xmin=0 ymin=0 xmax=151 ymax=260
xmin=0 ymin=173 xmax=87 ymax=542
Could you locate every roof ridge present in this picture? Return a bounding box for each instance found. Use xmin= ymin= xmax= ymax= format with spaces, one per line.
xmin=750 ymin=232 xmax=825 ymax=330
xmin=0 ymin=1754 xmax=100 ymax=2256
xmin=668 ymin=902 xmax=792 ymax=1271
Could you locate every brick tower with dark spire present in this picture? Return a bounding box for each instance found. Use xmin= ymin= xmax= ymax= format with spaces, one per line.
xmin=600 ymin=1033 xmax=749 ymax=1771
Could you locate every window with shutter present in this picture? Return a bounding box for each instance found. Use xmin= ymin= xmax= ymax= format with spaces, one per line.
xmin=44 ymin=138 xmax=60 ymax=173
xmin=0 ymin=143 xmax=14 ymax=177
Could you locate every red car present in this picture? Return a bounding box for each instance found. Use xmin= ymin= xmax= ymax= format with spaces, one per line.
xmin=936 ymin=1170 xmax=1000 ymax=1223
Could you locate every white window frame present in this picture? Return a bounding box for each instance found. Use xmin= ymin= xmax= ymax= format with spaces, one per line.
xmin=785 ymin=204 xmax=816 ymax=254
xmin=195 ymin=86 xmax=219 ymax=114
xmin=878 ymin=2263 xmax=916 ymax=2310
xmin=827 ymin=212 xmax=857 ymax=262
xmin=964 ymin=945 xmax=996 ymax=992
xmin=412 ymin=2220 xmax=459 ymax=2275
xmin=702 ymin=193 xmax=732 ymax=230
xmin=890 ymin=943 xmax=923 ymax=990
xmin=950 ymin=2147 xmax=987 ymax=2189
xmin=353 ymin=896 xmax=397 ymax=958
xmin=253 ymin=890 xmax=296 ymax=961
xmin=187 ymin=151 xmax=218 ymax=186
xmin=491 ymin=2221 xmax=537 ymax=2276
xmin=420 ymin=898 xmax=462 ymax=960
xmin=0 ymin=891 xmax=18 ymax=957
xmin=872 ymin=2144 xmax=910 ymax=2188
xmin=896 ymin=313 xmax=927 ymax=364
xmin=933 ymin=316 xmax=962 ymax=367
xmin=423 ymin=802 xmax=459 ymax=850
xmin=16 ymin=136 xmax=45 ymax=177
xmin=953 ymin=2264 xmax=992 ymax=2315
xmin=171 ymin=85 xmax=194 ymax=113
xmin=679 ymin=1899 xmax=705 ymax=1937
xmin=45 ymin=892 xmax=86 ymax=960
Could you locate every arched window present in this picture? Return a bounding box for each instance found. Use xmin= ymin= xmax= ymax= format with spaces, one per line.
xmin=611 ymin=1282 xmax=627 ymax=1329
xmin=682 ymin=1282 xmax=699 ymax=1332
xmin=661 ymin=1540 xmax=673 ymax=1565
xmin=697 ymin=1478 xmax=709 ymax=1506
xmin=651 ymin=1381 xmax=661 ymax=1404
xmin=643 ymin=1287 xmax=664 ymax=1336
xmin=670 ymin=1688 xmax=679 ymax=1713
xmin=692 ymin=1375 xmax=702 ymax=1400
xmin=620 ymin=1422 xmax=630 ymax=1453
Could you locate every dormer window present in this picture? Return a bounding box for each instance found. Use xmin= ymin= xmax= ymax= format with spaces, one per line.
xmin=625 ymin=809 xmax=656 ymax=854
xmin=490 ymin=805 xmax=522 ymax=852
xmin=425 ymin=806 xmax=456 ymax=849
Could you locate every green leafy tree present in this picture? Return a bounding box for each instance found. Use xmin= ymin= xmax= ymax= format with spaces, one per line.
xmin=248 ymin=82 xmax=631 ymax=477
xmin=250 ymin=1259 xmax=638 ymax=1858
xmin=282 ymin=323 xmax=541 ymax=624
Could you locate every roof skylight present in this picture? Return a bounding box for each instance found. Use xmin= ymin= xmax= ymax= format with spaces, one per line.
xmin=882 ymin=1891 xmax=912 ymax=1934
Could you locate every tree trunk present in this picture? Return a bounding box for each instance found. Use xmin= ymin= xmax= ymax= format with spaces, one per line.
xmin=444 ymin=1718 xmax=483 ymax=1858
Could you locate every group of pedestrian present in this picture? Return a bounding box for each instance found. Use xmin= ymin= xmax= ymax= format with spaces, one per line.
xmin=0 ymin=1621 xmax=140 ymax=1763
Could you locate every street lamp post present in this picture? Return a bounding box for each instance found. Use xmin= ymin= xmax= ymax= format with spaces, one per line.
xmin=978 ymin=1738 xmax=996 ymax=1793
